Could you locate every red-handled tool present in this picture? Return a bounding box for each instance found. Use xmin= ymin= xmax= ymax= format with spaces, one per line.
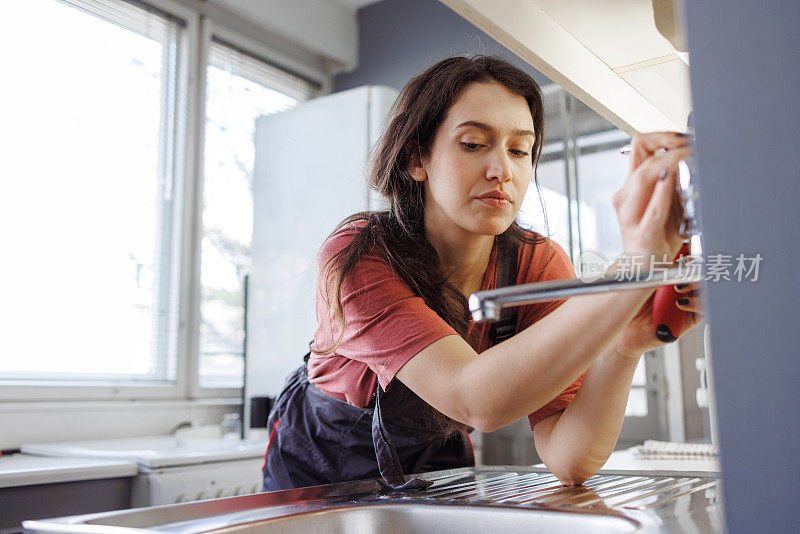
xmin=652 ymin=242 xmax=691 ymax=342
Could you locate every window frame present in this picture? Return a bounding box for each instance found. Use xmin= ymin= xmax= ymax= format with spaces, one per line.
xmin=0 ymin=0 xmax=330 ymax=405
xmin=189 ymin=17 xmax=327 ymax=400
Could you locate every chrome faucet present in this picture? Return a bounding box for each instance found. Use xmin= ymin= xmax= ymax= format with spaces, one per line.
xmin=470 ymin=156 xmax=703 ymax=322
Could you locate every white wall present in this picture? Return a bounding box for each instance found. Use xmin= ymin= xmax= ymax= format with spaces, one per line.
xmin=0 ymin=401 xmax=238 ymax=449
xmin=208 ymin=0 xmax=358 ymax=72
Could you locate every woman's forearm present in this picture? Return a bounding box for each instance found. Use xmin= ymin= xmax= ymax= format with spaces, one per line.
xmin=461 ymin=270 xmax=652 ymax=430
xmin=534 ymin=344 xmax=641 ymax=485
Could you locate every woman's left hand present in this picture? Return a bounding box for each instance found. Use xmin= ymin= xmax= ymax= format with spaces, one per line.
xmin=612 ymin=282 xmax=706 ymax=357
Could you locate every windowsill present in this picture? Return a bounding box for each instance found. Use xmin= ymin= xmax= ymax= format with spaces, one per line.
xmin=0 ymin=398 xmax=241 ymax=413
xmin=0 ymin=398 xmax=243 ymax=451
xmin=0 ymin=382 xmax=243 ymax=402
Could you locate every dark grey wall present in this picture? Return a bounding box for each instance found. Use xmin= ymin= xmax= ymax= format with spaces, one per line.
xmin=684 ymin=1 xmax=800 ymax=532
xmin=334 ymin=0 xmax=550 ymax=92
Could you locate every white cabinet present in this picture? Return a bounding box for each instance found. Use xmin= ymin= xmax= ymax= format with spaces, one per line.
xmin=441 ymin=0 xmax=691 ymax=134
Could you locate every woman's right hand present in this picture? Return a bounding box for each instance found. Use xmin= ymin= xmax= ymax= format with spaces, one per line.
xmin=612 ymin=132 xmax=692 ymax=262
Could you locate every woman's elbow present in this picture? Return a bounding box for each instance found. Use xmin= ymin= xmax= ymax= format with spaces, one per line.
xmin=552 ymin=465 xmax=596 ymax=486
xmin=541 ymin=453 xmax=598 ymax=486
xmin=555 ymin=472 xmax=591 ymax=487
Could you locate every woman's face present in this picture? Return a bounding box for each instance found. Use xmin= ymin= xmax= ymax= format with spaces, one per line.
xmin=413 ymin=82 xmax=535 ymax=239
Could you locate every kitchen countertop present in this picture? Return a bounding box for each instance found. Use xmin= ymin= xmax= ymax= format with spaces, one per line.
xmin=21 ymin=435 xmax=268 ymax=469
xmin=2 ymin=446 xmax=716 ymax=490
xmin=535 ymin=448 xmax=720 ymax=475
xmin=0 ymin=453 xmax=138 ymax=488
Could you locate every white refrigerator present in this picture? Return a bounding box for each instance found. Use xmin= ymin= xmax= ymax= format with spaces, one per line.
xmin=245 ymin=85 xmax=397 ymax=435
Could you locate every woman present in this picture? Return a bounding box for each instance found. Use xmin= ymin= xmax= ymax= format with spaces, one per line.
xmin=261 ymin=56 xmax=703 ymax=491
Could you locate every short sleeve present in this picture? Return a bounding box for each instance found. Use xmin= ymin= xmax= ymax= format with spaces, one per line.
xmin=516 ymin=238 xmax=587 ymax=429
xmin=518 ymin=239 xmax=577 ymax=325
xmin=312 ymin=226 xmax=457 ymax=394
xmin=527 ymin=370 xmax=587 ymax=428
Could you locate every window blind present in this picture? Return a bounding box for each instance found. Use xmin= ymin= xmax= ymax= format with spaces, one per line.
xmin=209 ymin=37 xmax=320 ymax=102
xmin=0 ymin=0 xmax=186 ymax=382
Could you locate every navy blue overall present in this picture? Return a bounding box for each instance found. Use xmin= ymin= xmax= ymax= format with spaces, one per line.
xmin=262 ymin=240 xmax=518 ymax=492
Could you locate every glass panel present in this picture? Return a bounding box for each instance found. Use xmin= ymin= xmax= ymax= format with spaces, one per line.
xmin=625 ymin=387 xmax=649 ymax=417
xmin=199 ymin=42 xmax=312 ymax=387
xmin=575 ymin=131 xmax=630 ymax=263
xmin=632 ymin=356 xmax=647 ymax=386
xmin=518 ymin=159 xmax=571 ymax=259
xmin=574 ymin=127 xmax=652 ymax=422
xmin=0 ymin=0 xmax=180 ymax=380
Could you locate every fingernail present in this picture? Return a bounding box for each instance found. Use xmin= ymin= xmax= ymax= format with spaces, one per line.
xmin=659 ymin=169 xmax=667 ymax=181
xmin=677 ymin=298 xmax=690 ymax=306
xmin=677 ymin=132 xmax=692 ymax=138
xmin=675 ymin=283 xmax=688 ymax=290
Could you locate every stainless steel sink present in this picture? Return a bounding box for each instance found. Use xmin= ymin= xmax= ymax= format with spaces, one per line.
xmin=211 ymin=504 xmax=639 ymax=534
xmin=23 ymin=466 xmax=724 ymax=534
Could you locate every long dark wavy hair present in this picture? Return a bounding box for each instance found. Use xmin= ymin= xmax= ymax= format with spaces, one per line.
xmin=314 ymin=55 xmax=550 ymax=435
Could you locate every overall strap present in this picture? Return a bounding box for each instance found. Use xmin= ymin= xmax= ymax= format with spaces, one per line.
xmin=370 ymin=238 xmax=520 ymax=492
xmin=489 ymin=238 xmax=518 ymax=346
xmin=371 ymin=386 xmax=434 ymax=491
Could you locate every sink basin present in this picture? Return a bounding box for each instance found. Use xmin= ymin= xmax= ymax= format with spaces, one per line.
xmin=209 ymin=504 xmax=639 ymax=534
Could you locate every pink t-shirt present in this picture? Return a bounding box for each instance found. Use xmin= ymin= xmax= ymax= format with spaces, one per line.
xmin=307 ymin=222 xmax=587 ymax=428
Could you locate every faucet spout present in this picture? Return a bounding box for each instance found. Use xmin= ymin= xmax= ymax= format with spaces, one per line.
xmin=469 ymin=264 xmax=704 ymax=322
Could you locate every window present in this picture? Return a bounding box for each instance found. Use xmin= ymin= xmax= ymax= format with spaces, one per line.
xmin=0 ymin=0 xmax=324 ymax=399
xmin=198 ymin=39 xmax=318 ymax=388
xmin=518 ymin=156 xmax=570 ymax=247
xmin=0 ymin=0 xmax=184 ymax=384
